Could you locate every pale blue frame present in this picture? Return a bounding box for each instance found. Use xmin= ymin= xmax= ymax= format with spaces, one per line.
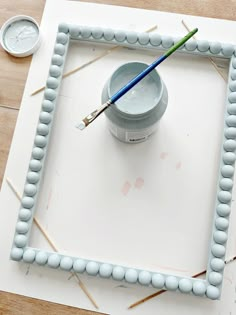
xmin=10 ymin=23 xmax=236 ymax=300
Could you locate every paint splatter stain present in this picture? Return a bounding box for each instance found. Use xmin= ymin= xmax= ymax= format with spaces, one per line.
xmin=160 ymin=152 xmax=168 ymax=160
xmin=122 ymin=181 xmax=131 ymax=196
xmin=68 ymin=274 xmax=74 ymax=281
xmin=176 ymin=161 xmax=182 ymax=170
xmin=46 ymin=188 xmax=53 ymax=210
xmin=115 ymin=284 xmax=129 ymax=289
xmin=25 ymin=265 xmax=30 ymax=276
xmin=135 ymin=177 xmax=144 ymax=189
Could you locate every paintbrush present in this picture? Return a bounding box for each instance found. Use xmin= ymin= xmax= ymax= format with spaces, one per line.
xmin=77 ymin=28 xmax=198 ymax=130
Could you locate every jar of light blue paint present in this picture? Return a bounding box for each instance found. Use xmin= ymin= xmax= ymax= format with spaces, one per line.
xmin=102 ymin=62 xmax=168 ymax=143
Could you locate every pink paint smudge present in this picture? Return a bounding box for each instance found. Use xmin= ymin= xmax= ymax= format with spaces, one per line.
xmin=122 ymin=181 xmax=131 ymax=196
xmin=160 ymin=152 xmax=168 ymax=160
xmin=176 ymin=161 xmax=182 ymax=170
xmin=135 ymin=177 xmax=144 ymax=189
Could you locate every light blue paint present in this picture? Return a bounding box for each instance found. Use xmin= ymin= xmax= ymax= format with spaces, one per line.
xmin=102 ymin=62 xmax=168 ymax=143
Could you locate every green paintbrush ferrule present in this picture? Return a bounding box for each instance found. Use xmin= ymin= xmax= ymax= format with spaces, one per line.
xmin=164 ymin=28 xmax=198 ymax=58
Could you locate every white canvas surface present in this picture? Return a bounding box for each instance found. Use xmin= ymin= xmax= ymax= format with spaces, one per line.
xmin=0 ymin=0 xmax=236 ymax=314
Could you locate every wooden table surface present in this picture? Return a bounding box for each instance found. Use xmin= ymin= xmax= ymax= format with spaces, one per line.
xmin=0 ymin=0 xmax=235 ymax=314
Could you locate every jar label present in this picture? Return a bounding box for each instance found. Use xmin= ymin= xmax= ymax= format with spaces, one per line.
xmin=107 ymin=121 xmax=157 ymax=143
xmin=125 ymin=125 xmax=157 ymax=143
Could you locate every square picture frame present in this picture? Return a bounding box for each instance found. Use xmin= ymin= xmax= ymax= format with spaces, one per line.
xmin=10 ymin=22 xmax=236 ymax=300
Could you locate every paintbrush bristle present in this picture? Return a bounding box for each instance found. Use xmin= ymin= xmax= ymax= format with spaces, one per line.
xmin=77 ymin=121 xmax=86 ymax=130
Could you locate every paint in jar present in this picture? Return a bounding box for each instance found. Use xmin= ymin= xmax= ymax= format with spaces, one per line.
xmin=102 ymin=62 xmax=168 ymax=143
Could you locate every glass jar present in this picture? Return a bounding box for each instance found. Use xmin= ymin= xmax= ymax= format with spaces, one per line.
xmin=102 ymin=62 xmax=168 ymax=143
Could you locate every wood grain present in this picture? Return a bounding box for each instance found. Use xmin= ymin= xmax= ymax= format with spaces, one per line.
xmin=0 ymin=291 xmax=106 ymax=315
xmin=80 ymin=0 xmax=236 ymax=20
xmin=0 ymin=107 xmax=18 ymax=187
xmin=0 ymin=50 xmax=31 ymax=109
xmin=0 ymin=0 xmax=45 ymax=188
xmin=0 ymin=0 xmax=235 ymax=314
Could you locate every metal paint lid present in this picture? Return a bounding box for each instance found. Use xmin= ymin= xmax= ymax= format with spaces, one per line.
xmin=0 ymin=15 xmax=41 ymax=57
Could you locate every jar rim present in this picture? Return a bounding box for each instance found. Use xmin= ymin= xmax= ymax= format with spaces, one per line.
xmin=107 ymin=61 xmax=164 ymax=118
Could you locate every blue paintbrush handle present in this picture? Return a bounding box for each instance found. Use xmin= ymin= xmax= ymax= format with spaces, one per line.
xmin=110 ymin=55 xmax=166 ymax=104
xmin=110 ymin=28 xmax=198 ymax=104
xmin=79 ymin=28 xmax=198 ymax=130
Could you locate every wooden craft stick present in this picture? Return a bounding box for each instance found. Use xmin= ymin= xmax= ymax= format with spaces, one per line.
xmin=6 ymin=177 xmax=21 ymax=199
xmin=181 ymin=20 xmax=197 ymax=40
xmin=181 ymin=20 xmax=227 ymax=82
xmin=33 ymin=217 xmax=58 ymax=252
xmin=6 ymin=177 xmax=99 ymax=309
xmin=7 ymin=178 xmax=58 ymax=250
xmin=0 ymin=104 xmax=19 ymax=111
xmin=74 ymin=273 xmax=99 ymax=309
xmin=6 ymin=177 xmax=236 ymax=310
xmin=128 ymin=256 xmax=236 ymax=309
xmin=128 ymin=289 xmax=166 ymax=309
xmin=31 ymin=25 xmax=157 ymax=96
